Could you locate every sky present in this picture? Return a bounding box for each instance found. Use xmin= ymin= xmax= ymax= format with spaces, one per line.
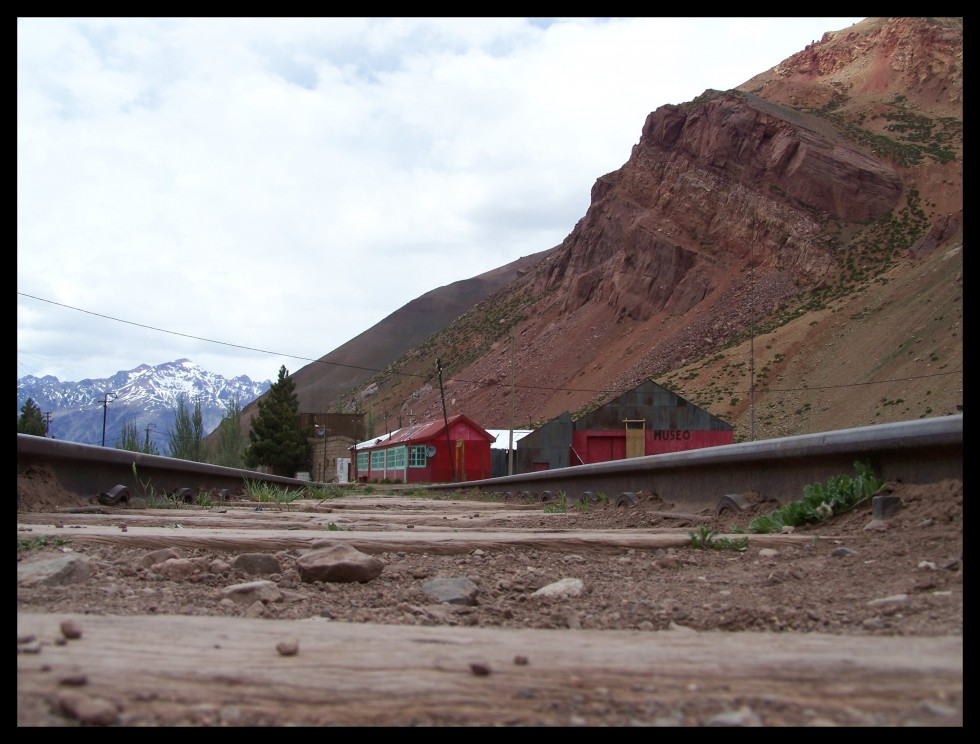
xmin=17 ymin=17 xmax=865 ymax=385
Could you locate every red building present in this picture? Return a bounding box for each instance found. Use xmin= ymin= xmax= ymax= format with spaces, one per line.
xmin=351 ymin=413 xmax=495 ymax=484
xmin=517 ymin=380 xmax=734 ymax=471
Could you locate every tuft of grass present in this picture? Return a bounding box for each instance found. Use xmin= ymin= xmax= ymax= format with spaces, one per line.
xmin=18 ymin=534 xmax=72 ymax=552
xmin=131 ymin=463 xmax=167 ymax=507
xmin=544 ymin=490 xmax=568 ymax=514
xmin=688 ymin=525 xmax=749 ymax=552
xmin=243 ymin=479 xmax=305 ymax=511
xmin=304 ymin=484 xmax=347 ymax=501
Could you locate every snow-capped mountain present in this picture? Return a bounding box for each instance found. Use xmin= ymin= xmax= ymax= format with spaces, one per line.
xmin=16 ymin=359 xmax=271 ymax=451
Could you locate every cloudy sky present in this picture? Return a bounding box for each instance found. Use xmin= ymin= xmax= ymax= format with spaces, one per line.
xmin=18 ymin=17 xmax=864 ymax=385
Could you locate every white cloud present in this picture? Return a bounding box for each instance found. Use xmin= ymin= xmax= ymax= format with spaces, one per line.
xmin=17 ymin=17 xmax=865 ymax=384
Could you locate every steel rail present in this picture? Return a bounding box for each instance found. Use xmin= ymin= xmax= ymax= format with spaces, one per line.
xmin=18 ymin=416 xmax=962 ymax=511
xmin=17 ymin=434 xmax=312 ymax=504
xmin=416 ymin=415 xmax=963 ymax=511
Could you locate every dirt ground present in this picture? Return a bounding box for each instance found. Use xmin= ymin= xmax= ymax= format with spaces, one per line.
xmin=16 ymin=471 xmax=963 ymax=726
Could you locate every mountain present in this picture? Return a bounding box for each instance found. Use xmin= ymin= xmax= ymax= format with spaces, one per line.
xmin=17 ymin=359 xmax=270 ymax=450
xmin=238 ymin=16 xmax=960 ymax=445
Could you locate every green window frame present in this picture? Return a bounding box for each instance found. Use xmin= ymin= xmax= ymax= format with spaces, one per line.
xmin=409 ymin=445 xmax=427 ymax=467
xmin=386 ymin=446 xmax=406 ymax=469
xmin=370 ymin=450 xmax=384 ymax=471
xmin=357 ymin=452 xmax=368 ymax=472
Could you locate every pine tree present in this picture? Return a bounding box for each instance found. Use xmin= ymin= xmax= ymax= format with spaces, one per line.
xmin=244 ymin=365 xmax=308 ymax=476
xmin=207 ymin=398 xmax=246 ymax=468
xmin=168 ymin=393 xmax=205 ymax=461
xmin=17 ymin=397 xmax=47 ymax=436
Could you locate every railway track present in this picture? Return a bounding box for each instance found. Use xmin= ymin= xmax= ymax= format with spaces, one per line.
xmin=18 ymin=415 xmax=962 ymax=511
xmin=17 ymin=416 xmax=963 ymax=727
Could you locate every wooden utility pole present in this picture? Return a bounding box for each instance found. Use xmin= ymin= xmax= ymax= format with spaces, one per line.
xmin=436 ymin=358 xmax=454 ymax=482
xmin=101 ymin=392 xmax=115 ymax=447
xmin=508 ymin=331 xmax=515 ymax=476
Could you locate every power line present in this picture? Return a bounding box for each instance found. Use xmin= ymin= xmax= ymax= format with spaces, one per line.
xmin=17 ymin=292 xmax=385 ymax=376
xmin=18 ymin=291 xmax=962 ymax=402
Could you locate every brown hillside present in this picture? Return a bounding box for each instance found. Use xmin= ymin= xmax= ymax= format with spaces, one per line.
xmin=232 ymin=248 xmax=556 ymax=438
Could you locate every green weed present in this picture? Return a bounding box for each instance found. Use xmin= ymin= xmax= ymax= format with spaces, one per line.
xmin=748 ymin=461 xmax=885 ymax=534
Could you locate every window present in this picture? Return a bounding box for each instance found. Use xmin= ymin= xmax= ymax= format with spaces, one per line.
xmin=409 ymin=445 xmax=427 ymax=467
xmin=357 ymin=452 xmax=368 ymax=471
xmin=387 ymin=446 xmax=406 ymax=469
xmin=370 ymin=450 xmax=384 ymax=471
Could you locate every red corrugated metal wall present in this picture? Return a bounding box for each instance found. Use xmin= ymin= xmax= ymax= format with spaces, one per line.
xmin=572 ymin=429 xmax=733 ymax=463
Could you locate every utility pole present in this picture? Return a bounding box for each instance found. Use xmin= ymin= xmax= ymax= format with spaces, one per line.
xmin=508 ymin=330 xmax=515 ymax=476
xmin=144 ymin=423 xmax=155 ymax=453
xmin=43 ymin=411 xmax=52 ymax=437
xmin=749 ymin=241 xmax=756 ymax=442
xmin=101 ymin=392 xmax=116 ymax=447
xmin=435 ymin=358 xmax=454 ymax=482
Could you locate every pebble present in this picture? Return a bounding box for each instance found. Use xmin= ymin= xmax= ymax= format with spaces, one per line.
xmin=60 ymin=620 xmax=83 ymax=640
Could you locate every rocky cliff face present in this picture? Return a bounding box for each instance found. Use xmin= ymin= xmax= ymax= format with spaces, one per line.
xmin=293 ymin=17 xmax=964 ymax=443
xmin=540 ymin=90 xmax=903 ymax=325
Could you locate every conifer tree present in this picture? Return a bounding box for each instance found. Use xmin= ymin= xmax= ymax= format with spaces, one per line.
xmin=17 ymin=397 xmax=47 ymax=436
xmin=244 ymin=365 xmax=308 ymax=476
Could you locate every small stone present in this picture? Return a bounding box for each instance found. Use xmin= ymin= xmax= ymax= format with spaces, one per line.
xmin=469 ymin=662 xmax=491 ymax=676
xmin=513 ymin=655 xmax=529 ymax=665
xmin=60 ymin=620 xmax=83 ymax=640
xmin=58 ymin=692 xmax=119 ymax=725
xmin=276 ymin=638 xmax=300 ymax=656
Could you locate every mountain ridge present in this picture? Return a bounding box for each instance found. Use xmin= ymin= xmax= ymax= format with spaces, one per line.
xmin=17 ymin=359 xmax=270 ymax=449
